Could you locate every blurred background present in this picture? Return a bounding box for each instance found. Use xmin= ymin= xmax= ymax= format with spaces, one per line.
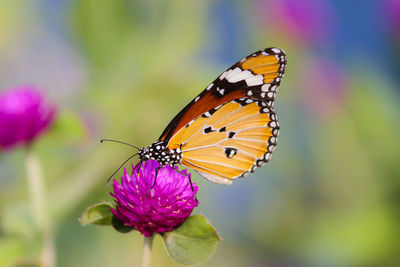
xmin=1 ymin=0 xmax=400 ymax=266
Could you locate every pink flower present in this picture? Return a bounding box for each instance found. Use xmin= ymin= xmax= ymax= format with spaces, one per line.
xmin=299 ymin=58 xmax=348 ymax=116
xmin=0 ymin=86 xmax=56 ymax=150
xmin=258 ymin=0 xmax=335 ymax=44
xmin=110 ymin=160 xmax=198 ymax=237
xmin=384 ymin=0 xmax=400 ymax=36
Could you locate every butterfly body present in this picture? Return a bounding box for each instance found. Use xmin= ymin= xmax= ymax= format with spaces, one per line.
xmin=139 ymin=141 xmax=181 ymax=166
xmin=139 ymin=47 xmax=286 ymax=185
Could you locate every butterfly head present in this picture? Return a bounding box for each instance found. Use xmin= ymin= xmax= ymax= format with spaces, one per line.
xmin=139 ymin=141 xmax=181 ymax=166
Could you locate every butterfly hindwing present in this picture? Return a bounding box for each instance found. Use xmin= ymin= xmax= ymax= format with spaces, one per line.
xmin=159 ymin=47 xmax=286 ymax=143
xmin=168 ymin=98 xmax=279 ymax=184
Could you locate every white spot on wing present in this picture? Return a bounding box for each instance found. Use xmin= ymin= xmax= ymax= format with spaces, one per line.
xmin=219 ymin=71 xmax=229 ymax=80
xmin=226 ymin=70 xmax=253 ymax=83
xmin=261 ymin=84 xmax=271 ymax=92
xmin=225 ymin=67 xmax=242 ymax=80
xmin=245 ymin=75 xmax=264 ymax=86
xmin=271 ymin=48 xmax=281 ymax=53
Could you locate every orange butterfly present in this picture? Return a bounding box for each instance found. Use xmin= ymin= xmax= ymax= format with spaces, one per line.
xmin=105 ymin=47 xmax=286 ymax=185
xmin=137 ymin=47 xmax=286 ymax=185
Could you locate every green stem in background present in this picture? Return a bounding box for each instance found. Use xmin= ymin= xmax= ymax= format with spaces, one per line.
xmin=141 ymin=235 xmax=154 ymax=267
xmin=25 ymin=148 xmax=55 ymax=267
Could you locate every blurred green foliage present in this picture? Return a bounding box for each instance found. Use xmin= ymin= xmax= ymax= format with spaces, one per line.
xmin=1 ymin=0 xmax=400 ymax=266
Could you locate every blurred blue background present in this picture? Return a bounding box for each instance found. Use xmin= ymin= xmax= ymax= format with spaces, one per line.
xmin=1 ymin=0 xmax=400 ymax=266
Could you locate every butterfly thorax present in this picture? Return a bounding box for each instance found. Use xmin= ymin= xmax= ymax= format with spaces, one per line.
xmin=139 ymin=140 xmax=182 ymax=166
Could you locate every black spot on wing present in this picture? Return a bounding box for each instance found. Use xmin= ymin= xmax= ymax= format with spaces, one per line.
xmin=204 ymin=126 xmax=215 ymax=134
xmin=212 ymin=78 xmax=248 ymax=98
xmin=224 ymin=147 xmax=238 ymax=158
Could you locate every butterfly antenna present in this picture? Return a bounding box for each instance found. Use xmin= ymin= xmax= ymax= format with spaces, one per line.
xmin=106 ymin=153 xmax=139 ymax=186
xmin=100 ymin=138 xmax=141 ymax=151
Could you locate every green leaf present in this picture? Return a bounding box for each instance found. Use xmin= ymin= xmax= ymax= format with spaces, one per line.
xmin=79 ymin=202 xmax=113 ymax=226
xmin=111 ymin=215 xmax=134 ymax=233
xmin=161 ymin=214 xmax=221 ymax=265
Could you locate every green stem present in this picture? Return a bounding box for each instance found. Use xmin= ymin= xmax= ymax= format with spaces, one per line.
xmin=141 ymin=235 xmax=154 ymax=267
xmin=25 ymin=148 xmax=55 ymax=267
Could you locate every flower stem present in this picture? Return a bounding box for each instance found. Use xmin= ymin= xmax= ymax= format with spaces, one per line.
xmin=141 ymin=235 xmax=154 ymax=267
xmin=25 ymin=148 xmax=55 ymax=267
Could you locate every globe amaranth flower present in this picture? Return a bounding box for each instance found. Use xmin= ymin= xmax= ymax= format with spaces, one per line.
xmin=0 ymin=86 xmax=56 ymax=150
xmin=110 ymin=160 xmax=198 ymax=237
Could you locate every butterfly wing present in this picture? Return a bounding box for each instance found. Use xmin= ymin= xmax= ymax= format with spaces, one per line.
xmin=159 ymin=47 xmax=286 ymax=143
xmin=159 ymin=47 xmax=286 ymax=184
xmin=167 ymin=98 xmax=279 ymax=184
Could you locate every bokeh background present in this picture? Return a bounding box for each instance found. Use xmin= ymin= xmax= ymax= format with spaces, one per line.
xmin=1 ymin=0 xmax=400 ymax=266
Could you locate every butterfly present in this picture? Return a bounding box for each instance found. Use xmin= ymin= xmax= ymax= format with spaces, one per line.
xmin=104 ymin=47 xmax=286 ymax=185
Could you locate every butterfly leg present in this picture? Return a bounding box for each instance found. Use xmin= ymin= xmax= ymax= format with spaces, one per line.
xmin=145 ymin=165 xmax=198 ymax=204
xmin=172 ymin=167 xmax=198 ymax=205
xmin=145 ymin=166 xmax=162 ymax=197
xmin=135 ymin=160 xmax=143 ymax=172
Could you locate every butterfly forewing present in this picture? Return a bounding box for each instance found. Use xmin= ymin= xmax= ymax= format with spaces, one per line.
xmin=159 ymin=47 xmax=286 ymax=143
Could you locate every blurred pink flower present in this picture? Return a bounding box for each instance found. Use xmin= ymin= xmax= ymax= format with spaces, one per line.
xmin=258 ymin=0 xmax=335 ymax=44
xmin=385 ymin=0 xmax=400 ymax=36
xmin=0 ymin=86 xmax=56 ymax=150
xmin=299 ymin=59 xmax=348 ymax=116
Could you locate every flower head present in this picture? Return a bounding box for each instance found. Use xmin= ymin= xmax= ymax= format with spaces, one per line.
xmin=0 ymin=86 xmax=56 ymax=150
xmin=110 ymin=160 xmax=198 ymax=236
